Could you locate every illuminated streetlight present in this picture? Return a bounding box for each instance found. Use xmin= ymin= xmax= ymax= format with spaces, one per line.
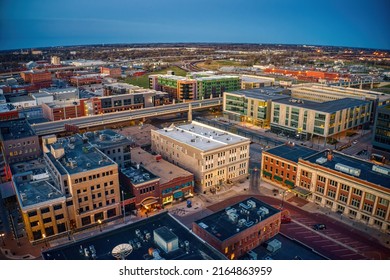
xmin=280 ymin=189 xmax=291 ymax=209
xmin=0 ymin=232 xmax=5 ymax=246
xmin=42 ymin=233 xmax=48 ymax=246
xmin=97 ymin=219 xmax=102 ymax=232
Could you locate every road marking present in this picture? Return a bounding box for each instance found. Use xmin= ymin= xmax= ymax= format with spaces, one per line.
xmin=291 ymin=220 xmax=359 ymax=253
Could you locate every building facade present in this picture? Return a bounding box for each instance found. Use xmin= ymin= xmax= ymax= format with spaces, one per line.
xmin=0 ymin=119 xmax=41 ymax=164
xmin=100 ymin=66 xmax=121 ymax=78
xmin=193 ymin=197 xmax=281 ymax=259
xmin=223 ymin=88 xmax=288 ymax=128
xmin=297 ymin=150 xmax=390 ymax=233
xmin=372 ymin=104 xmax=390 ymax=161
xmin=270 ymin=97 xmax=371 ymax=141
xmin=151 ymin=121 xmax=250 ymax=193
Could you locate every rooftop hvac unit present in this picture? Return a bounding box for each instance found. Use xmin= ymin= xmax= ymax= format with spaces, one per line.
xmin=335 ymin=163 xmax=361 ymax=177
xmin=259 ymin=206 xmax=269 ymax=215
xmin=238 ymin=218 xmax=246 ymax=227
xmin=247 ymin=199 xmax=256 ymax=209
xmin=228 ymin=212 xmax=238 ymax=223
xmin=316 ymin=157 xmax=327 ymax=164
xmin=372 ymin=165 xmax=390 ymax=176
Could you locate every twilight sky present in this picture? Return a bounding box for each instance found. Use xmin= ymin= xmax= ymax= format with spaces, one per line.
xmin=1 ymin=0 xmax=389 ymax=51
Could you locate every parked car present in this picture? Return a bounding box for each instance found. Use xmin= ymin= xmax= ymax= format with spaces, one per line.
xmin=313 ymin=223 xmax=326 ymax=230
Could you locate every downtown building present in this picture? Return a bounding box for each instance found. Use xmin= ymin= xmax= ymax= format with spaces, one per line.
xmin=149 ymin=74 xmax=241 ymax=101
xmin=372 ymin=104 xmax=390 ymax=162
xmin=12 ymin=133 xmax=122 ymax=243
xmin=261 ymin=144 xmax=390 ymax=233
xmin=193 ymin=197 xmax=281 ymax=259
xmin=151 ymin=121 xmax=250 ymax=193
xmin=223 ymin=87 xmax=289 ymax=128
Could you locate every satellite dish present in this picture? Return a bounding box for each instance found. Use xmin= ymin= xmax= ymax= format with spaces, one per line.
xmin=111 ymin=243 xmax=133 ymax=260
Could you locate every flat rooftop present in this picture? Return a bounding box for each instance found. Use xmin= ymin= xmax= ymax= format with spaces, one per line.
xmin=11 ymin=159 xmax=64 ymax=208
xmin=46 ymin=135 xmax=115 ymax=175
xmin=83 ymin=130 xmax=132 ymax=149
xmin=227 ymin=87 xmax=290 ymax=100
xmin=155 ymin=121 xmax=250 ymax=152
xmin=194 ymin=197 xmax=280 ymax=242
xmin=42 ymin=212 xmax=226 ymax=260
xmin=39 ymin=87 xmax=78 ymax=94
xmin=131 ymin=147 xmax=193 ymax=185
xmin=303 ymin=151 xmax=390 ymax=189
xmin=0 ymin=103 xmax=16 ymax=113
xmin=8 ymin=95 xmax=35 ymax=102
xmin=244 ymin=233 xmax=326 ymax=260
xmin=274 ymin=97 xmax=370 ymax=113
xmin=121 ymin=165 xmax=158 ymax=185
xmin=265 ymin=143 xmax=318 ymax=163
xmin=0 ymin=119 xmax=36 ymax=140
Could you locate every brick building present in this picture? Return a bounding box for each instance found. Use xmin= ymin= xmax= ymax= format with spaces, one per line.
xmin=100 ymin=66 xmax=121 ymax=78
xmin=193 ymin=197 xmax=281 ymax=259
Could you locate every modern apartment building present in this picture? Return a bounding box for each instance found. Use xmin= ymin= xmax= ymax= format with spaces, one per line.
xmin=151 ymin=121 xmax=250 ymax=193
xmin=149 ymin=74 xmax=241 ymax=101
xmin=297 ymin=150 xmax=390 ymax=233
xmin=372 ymin=104 xmax=390 ymax=161
xmin=223 ymin=87 xmax=288 ymax=127
xmin=193 ymin=197 xmax=281 ymax=259
xmin=270 ymin=97 xmax=371 ymax=141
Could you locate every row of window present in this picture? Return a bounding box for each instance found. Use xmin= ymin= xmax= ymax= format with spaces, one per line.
xmin=74 ymin=171 xmax=114 ymax=184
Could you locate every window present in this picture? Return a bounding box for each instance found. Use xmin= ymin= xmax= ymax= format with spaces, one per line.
xmin=373 ymin=219 xmax=383 ymax=227
xmin=365 ymin=194 xmax=374 ymax=205
xmin=43 ymin=217 xmax=52 ymax=224
xmin=338 ymin=194 xmax=348 ymax=203
xmin=337 ymin=205 xmax=345 ymax=212
xmin=28 ymin=211 xmax=37 ymax=217
xmin=53 ymin=204 xmax=62 ymax=211
xmin=66 ymin=200 xmax=73 ymax=206
xmin=30 ymin=221 xmax=39 ymax=227
xmin=341 ymin=184 xmax=350 ymax=192
xmin=327 ymin=189 xmax=336 ymax=199
xmin=352 ymin=188 xmax=362 ymax=196
xmin=378 ymin=198 xmax=389 ymax=207
xmin=376 ymin=208 xmax=386 ymax=218
xmin=41 ymin=207 xmax=50 ymax=214
xmin=361 ymin=215 xmax=370 ymax=222
xmin=55 ymin=214 xmax=64 ymax=220
xmin=318 ymin=175 xmax=326 ymax=183
xmin=326 ymin=200 xmax=333 ymax=207
xmin=315 ymin=196 xmax=322 ymax=203
xmin=363 ymin=203 xmax=373 ymax=213
xmin=349 ymin=209 xmax=357 ymax=217
xmin=351 ymin=198 xmax=360 ymax=208
xmin=316 ymin=186 xmax=324 ymax=194
xmin=329 ymin=180 xmax=337 ymax=187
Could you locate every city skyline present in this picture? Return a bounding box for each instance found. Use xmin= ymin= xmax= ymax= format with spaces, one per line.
xmin=1 ymin=0 xmax=389 ymax=51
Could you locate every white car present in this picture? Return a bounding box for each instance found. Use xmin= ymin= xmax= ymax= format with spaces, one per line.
xmin=352 ymin=140 xmax=358 ymax=144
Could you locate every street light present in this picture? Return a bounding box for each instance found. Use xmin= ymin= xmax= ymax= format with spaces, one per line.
xmin=0 ymin=232 xmax=5 ymax=246
xmin=280 ymin=189 xmax=291 ymax=209
xmin=42 ymin=233 xmax=48 ymax=247
xmin=97 ymin=219 xmax=102 ymax=232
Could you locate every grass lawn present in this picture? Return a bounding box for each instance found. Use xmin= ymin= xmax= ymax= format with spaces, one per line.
xmin=197 ymin=60 xmax=243 ymax=71
xmin=120 ymin=66 xmax=188 ymax=88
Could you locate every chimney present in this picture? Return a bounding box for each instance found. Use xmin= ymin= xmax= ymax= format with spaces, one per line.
xmin=327 ymin=150 xmax=333 ymax=161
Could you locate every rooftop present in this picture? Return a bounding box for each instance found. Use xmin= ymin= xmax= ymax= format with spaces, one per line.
xmin=42 ymin=212 xmax=226 ymax=260
xmin=39 ymin=87 xmax=78 ymax=94
xmin=46 ymin=134 xmax=116 ymax=175
xmin=303 ymin=150 xmax=390 ymax=189
xmin=8 ymin=95 xmax=35 ymax=103
xmin=155 ymin=121 xmax=250 ymax=152
xmin=227 ymin=87 xmax=290 ymax=100
xmin=265 ymin=143 xmax=318 ymax=163
xmin=0 ymin=103 xmax=16 ymax=113
xmin=195 ymin=197 xmax=280 ymax=241
xmin=11 ymin=159 xmax=64 ymax=209
xmin=121 ymin=164 xmax=158 ymax=185
xmin=274 ymin=97 xmax=370 ymax=113
xmin=0 ymin=118 xmax=36 ymax=141
xmin=83 ymin=130 xmax=132 ymax=150
xmin=131 ymin=147 xmax=193 ymax=185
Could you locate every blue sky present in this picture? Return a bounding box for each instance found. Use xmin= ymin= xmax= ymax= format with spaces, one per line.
xmin=1 ymin=0 xmax=389 ymax=51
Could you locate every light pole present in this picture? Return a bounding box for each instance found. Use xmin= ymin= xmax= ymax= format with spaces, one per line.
xmin=280 ymin=189 xmax=291 ymax=209
xmin=42 ymin=233 xmax=48 ymax=247
xmin=122 ymin=190 xmax=126 ymax=223
xmin=97 ymin=219 xmax=102 ymax=232
xmin=0 ymin=232 xmax=5 ymax=246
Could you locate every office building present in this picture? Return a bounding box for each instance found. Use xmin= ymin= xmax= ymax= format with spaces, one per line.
xmin=130 ymin=147 xmax=194 ymax=207
xmin=223 ymin=87 xmax=288 ymax=127
xmin=297 ymin=150 xmax=390 ymax=233
xmin=39 ymin=87 xmax=79 ymax=101
xmin=193 ymin=197 xmax=281 ymax=259
xmin=270 ymin=97 xmax=371 ymax=141
xmin=372 ymin=104 xmax=390 ymax=161
xmin=0 ymin=119 xmax=41 ymax=164
xmin=51 ymin=56 xmax=61 ymax=65
xmin=151 ymin=121 xmax=250 ymax=193
xmin=261 ymin=142 xmax=317 ymax=196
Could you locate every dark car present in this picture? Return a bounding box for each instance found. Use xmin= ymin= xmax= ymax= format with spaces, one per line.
xmin=313 ymin=223 xmax=326 ymax=230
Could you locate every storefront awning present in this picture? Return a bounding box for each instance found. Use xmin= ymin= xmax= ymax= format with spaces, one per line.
xmin=173 ymin=191 xmax=183 ymax=199
xmin=141 ymin=198 xmax=158 ymax=206
xmin=262 ymin=170 xmax=272 ymax=177
xmin=284 ymin=180 xmax=295 ymax=187
xmin=274 ymin=175 xmax=283 ymax=181
xmin=291 ymin=187 xmax=311 ymax=197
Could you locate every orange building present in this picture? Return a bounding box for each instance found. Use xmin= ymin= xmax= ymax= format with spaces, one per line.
xmin=21 ymin=70 xmax=52 ymax=84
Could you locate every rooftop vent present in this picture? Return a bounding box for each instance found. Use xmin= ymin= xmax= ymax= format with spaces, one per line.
xmin=316 ymin=157 xmax=327 ymax=164
xmin=372 ymin=165 xmax=390 ymax=176
xmin=335 ymin=163 xmax=361 ymax=177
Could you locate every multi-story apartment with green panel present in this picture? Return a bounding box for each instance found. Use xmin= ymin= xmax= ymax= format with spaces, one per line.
xmin=223 ymin=88 xmax=288 ymax=128
xmin=270 ymin=97 xmax=372 ymax=141
xmin=149 ymin=74 xmax=240 ymax=101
